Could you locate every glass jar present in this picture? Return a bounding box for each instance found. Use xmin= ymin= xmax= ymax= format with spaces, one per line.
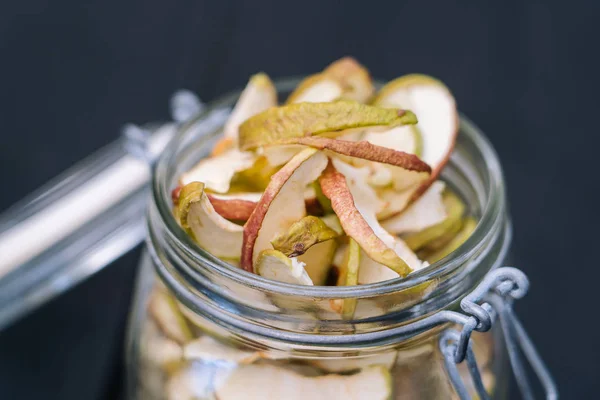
xmin=124 ymin=79 xmax=534 ymax=400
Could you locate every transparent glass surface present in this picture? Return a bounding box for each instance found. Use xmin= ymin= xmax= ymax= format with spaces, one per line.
xmin=126 ymin=79 xmax=511 ymax=399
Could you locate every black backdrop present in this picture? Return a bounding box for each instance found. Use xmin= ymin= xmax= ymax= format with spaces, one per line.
xmin=1 ymin=1 xmax=599 ymax=399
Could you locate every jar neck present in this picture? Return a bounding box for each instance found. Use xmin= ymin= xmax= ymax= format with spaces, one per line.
xmin=146 ymin=79 xmax=509 ymax=352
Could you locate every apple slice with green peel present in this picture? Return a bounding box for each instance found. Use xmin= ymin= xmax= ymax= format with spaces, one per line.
xmin=255 ymin=249 xmax=314 ymax=285
xmin=286 ymin=73 xmax=344 ymax=104
xmin=309 ymin=350 xmax=397 ymax=373
xmin=330 ymin=238 xmax=361 ymax=318
xmin=320 ymin=159 xmax=414 ymax=277
xmin=374 ymin=74 xmax=458 ymax=192
xmin=148 ymin=289 xmax=193 ymax=344
xmin=179 ymin=149 xmax=255 ymax=194
xmin=184 ymin=335 xmax=260 ymax=364
xmin=224 ymin=72 xmax=277 ymax=144
xmin=241 ymin=148 xmax=328 ymax=272
xmin=215 ymin=364 xmax=392 ymax=400
xmin=382 ymin=181 xmax=447 ymax=234
xmin=422 ymin=217 xmax=477 ymax=263
xmin=402 ymin=189 xmax=466 ymax=251
xmin=323 ymin=57 xmax=375 ymax=103
xmin=177 ymin=182 xmax=243 ymax=259
xmin=271 ymin=216 xmax=339 ymax=257
xmin=238 ymin=100 xmax=418 ymax=151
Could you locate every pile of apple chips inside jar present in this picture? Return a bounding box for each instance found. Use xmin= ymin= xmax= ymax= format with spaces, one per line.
xmin=141 ymin=58 xmax=484 ymax=400
xmin=173 ymin=57 xmax=473 ymax=289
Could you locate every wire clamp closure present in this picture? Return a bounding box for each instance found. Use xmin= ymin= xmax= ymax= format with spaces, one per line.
xmin=439 ymin=267 xmax=558 ymax=400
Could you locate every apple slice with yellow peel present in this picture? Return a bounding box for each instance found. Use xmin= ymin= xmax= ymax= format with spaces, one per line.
xmin=271 ymin=216 xmax=339 ymax=257
xmin=148 ymin=289 xmax=193 ymax=344
xmin=320 ymin=159 xmax=415 ymax=277
xmin=179 ymin=149 xmax=255 ymax=193
xmin=330 ymin=238 xmax=361 ymax=318
xmin=374 ymin=74 xmax=458 ymax=191
xmin=255 ymin=249 xmax=314 ymax=285
xmin=238 ymin=100 xmax=417 ymax=151
xmin=177 ymin=182 xmax=243 ymax=259
xmin=216 ymin=364 xmax=392 ymax=400
xmin=241 ymin=148 xmax=328 ymax=272
xmin=402 ymin=189 xmax=466 ymax=251
xmin=286 ymin=73 xmax=344 ymax=104
xmin=323 ymin=56 xmax=375 ymax=103
xmin=382 ymin=181 xmax=447 ymax=234
xmin=422 ymin=217 xmax=477 ymax=263
xmin=223 ymin=72 xmax=277 ymax=146
xmin=184 ymin=335 xmax=260 ymax=364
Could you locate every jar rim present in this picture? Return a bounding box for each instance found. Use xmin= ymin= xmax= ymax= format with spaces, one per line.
xmin=151 ymin=77 xmax=506 ymax=299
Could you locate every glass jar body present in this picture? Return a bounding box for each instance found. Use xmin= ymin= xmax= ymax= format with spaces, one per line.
xmin=127 ymin=253 xmax=509 ymax=400
xmin=125 ymin=78 xmax=512 ymax=399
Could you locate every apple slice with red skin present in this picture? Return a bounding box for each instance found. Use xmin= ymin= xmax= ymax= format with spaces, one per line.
xmin=241 ymin=148 xmax=328 ymax=272
xmin=374 ymin=74 xmax=458 ymax=204
xmin=319 ymin=160 xmax=416 ymax=277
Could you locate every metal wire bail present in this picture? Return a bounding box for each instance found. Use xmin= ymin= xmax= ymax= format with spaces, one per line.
xmin=439 ymin=267 xmax=558 ymax=400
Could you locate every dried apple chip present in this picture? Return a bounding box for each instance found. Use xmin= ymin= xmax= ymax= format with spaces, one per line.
xmin=255 ymin=249 xmax=313 ymax=285
xmin=177 ymin=182 xmax=243 ymax=259
xmin=323 ymin=56 xmax=374 ymax=103
xmin=320 ymin=160 xmax=416 ymax=277
xmin=271 ymin=216 xmax=338 ymax=257
xmin=374 ymin=74 xmax=458 ymax=191
xmin=223 ymin=72 xmax=277 ymax=147
xmin=216 ymin=364 xmax=392 ymax=400
xmin=238 ymin=101 xmax=417 ymax=151
xmin=179 ymin=149 xmax=255 ymax=194
xmin=241 ymin=148 xmax=328 ymax=272
xmin=382 ymin=181 xmax=447 ymax=234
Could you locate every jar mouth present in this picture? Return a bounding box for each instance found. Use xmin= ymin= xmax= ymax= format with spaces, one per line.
xmin=151 ymin=78 xmax=506 ymax=299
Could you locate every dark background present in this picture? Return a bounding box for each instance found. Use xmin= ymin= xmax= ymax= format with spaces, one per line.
xmin=1 ymin=1 xmax=599 ymax=398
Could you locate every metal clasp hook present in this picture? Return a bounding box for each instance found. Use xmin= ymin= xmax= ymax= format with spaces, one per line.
xmin=439 ymin=267 xmax=558 ymax=400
